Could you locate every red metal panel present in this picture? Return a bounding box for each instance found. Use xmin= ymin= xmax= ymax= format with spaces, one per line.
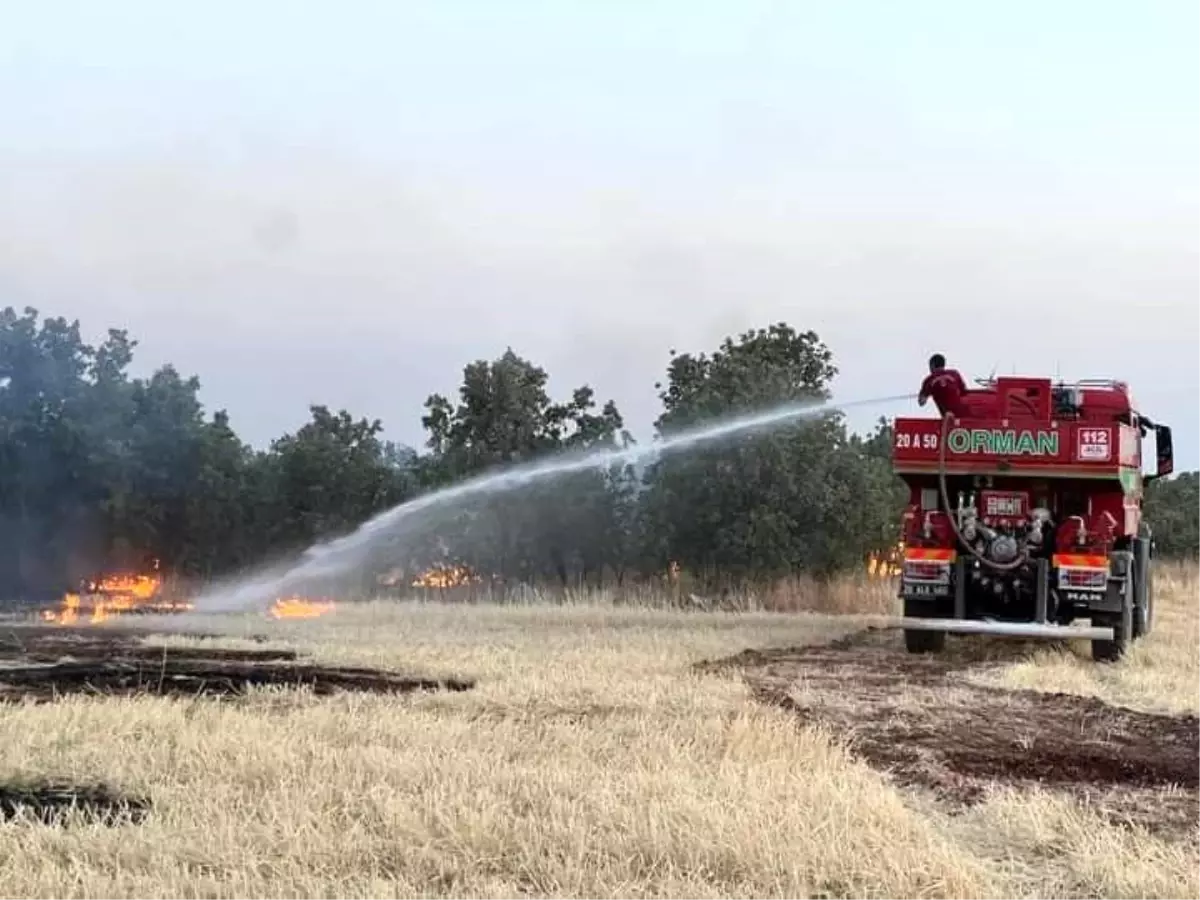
xmin=892 ymin=417 xmax=1123 ymax=475
xmin=995 ymin=376 xmax=1053 ymax=419
xmin=1079 ymin=385 xmax=1132 ymax=421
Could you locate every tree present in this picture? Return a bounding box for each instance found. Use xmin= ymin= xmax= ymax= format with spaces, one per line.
xmin=179 ymin=410 xmax=262 ymax=574
xmin=414 ymin=348 xmax=632 ymax=584
xmin=637 ymin=323 xmax=902 ymax=581
xmin=0 ymin=306 xmax=420 ymax=601
xmin=1145 ymin=472 xmax=1199 ymax=559
xmin=11 ymin=302 xmax=1117 ymax=605
xmin=0 ymin=307 xmax=128 ymax=597
xmin=259 ymin=405 xmax=416 ymax=553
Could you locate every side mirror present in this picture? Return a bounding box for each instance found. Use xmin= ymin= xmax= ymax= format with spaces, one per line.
xmin=1155 ymin=424 xmax=1174 ymax=478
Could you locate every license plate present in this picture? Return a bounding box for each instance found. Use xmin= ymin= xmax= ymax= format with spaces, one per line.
xmin=905 ymin=582 xmax=949 ymax=597
xmin=1058 ymin=568 xmax=1108 ymax=591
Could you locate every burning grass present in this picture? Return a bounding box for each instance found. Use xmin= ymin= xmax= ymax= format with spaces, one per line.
xmin=37 ymin=564 xmax=194 ymax=625
xmin=37 ymin=567 xmax=182 ymax=625
xmin=0 ymin=564 xmax=1195 ymax=898
xmin=268 ymin=595 xmax=337 ymax=620
xmin=33 ymin=562 xmax=338 ymax=627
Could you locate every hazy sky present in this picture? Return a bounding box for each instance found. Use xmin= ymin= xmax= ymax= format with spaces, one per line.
xmin=2 ymin=1 xmax=1197 ymax=468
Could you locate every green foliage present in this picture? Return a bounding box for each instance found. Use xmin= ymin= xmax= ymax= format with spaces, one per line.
xmin=0 ymin=306 xmax=416 ymax=599
xmin=414 ymin=348 xmax=634 ymax=585
xmin=421 ymin=348 xmax=629 ymax=480
xmin=1145 ymin=472 xmax=1199 ymax=559
xmin=636 ymin=324 xmax=902 ymax=583
xmin=260 ymin=405 xmax=414 ymax=551
xmin=3 ymin=304 xmax=1188 ymax=602
xmin=0 ymin=310 xmax=864 ymax=597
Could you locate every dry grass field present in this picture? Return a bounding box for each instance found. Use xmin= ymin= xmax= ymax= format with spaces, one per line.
xmin=0 ymin=564 xmax=1196 ymax=899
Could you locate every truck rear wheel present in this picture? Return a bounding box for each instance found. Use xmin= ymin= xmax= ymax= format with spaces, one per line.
xmin=903 ymin=596 xmax=946 ymax=654
xmin=1092 ymin=565 xmax=1133 ymax=663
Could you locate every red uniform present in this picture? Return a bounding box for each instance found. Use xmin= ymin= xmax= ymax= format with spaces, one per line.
xmin=920 ymin=368 xmax=968 ymax=417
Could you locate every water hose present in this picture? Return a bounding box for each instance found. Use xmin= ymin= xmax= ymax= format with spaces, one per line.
xmin=937 ymin=411 xmax=1029 ymax=573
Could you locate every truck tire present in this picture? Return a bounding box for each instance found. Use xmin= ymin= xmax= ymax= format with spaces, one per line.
xmin=1092 ymin=566 xmax=1133 ymax=663
xmin=903 ymin=596 xmax=945 ymax=654
xmin=1091 ymin=616 xmax=1126 ymax=662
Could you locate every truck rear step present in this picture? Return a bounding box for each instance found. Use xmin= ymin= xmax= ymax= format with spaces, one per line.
xmin=891 ymin=616 xmax=1114 ymax=641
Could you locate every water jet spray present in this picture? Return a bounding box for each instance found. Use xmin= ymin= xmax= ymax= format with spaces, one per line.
xmin=194 ymin=392 xmax=917 ymax=613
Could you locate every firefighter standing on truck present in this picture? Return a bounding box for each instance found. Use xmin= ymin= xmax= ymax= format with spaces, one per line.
xmin=919 ymin=353 xmax=968 ymax=417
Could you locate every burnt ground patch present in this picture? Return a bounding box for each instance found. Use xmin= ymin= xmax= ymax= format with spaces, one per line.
xmin=0 ymin=658 xmax=474 ymax=702
xmin=0 ymin=780 xmax=150 ymax=826
xmin=698 ymin=628 xmax=1199 ymax=835
xmin=0 ymin=624 xmax=475 ymax=702
xmin=8 ymin=640 xmax=299 ymax=665
xmin=0 ymin=623 xmax=274 ymax=661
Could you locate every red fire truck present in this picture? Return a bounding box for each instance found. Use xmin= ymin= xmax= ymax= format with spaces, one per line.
xmin=890 ymin=376 xmax=1174 ymax=662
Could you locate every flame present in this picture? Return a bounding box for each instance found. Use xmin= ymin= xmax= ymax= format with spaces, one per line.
xmin=411 ymin=564 xmax=481 ymax=589
xmin=867 ymin=541 xmax=905 ymax=578
xmin=85 ymin=573 xmax=160 ymax=601
xmin=39 ymin=562 xmax=194 ymax=624
xmin=41 ymin=593 xmax=82 ymax=625
xmin=269 ymin=596 xmax=335 ymax=619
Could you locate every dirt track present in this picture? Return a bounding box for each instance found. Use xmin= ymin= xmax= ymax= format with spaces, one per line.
xmin=699 ymin=628 xmax=1199 ymax=836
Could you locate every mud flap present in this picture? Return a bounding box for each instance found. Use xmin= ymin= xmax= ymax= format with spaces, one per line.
xmin=1034 ymin=557 xmax=1049 ymax=624
xmin=1133 ymin=536 xmax=1152 ymax=637
xmin=903 ymin=597 xmax=946 ymax=653
xmin=1092 ymin=552 xmax=1134 ymax=662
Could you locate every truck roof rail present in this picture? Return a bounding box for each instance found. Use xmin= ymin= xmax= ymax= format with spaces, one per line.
xmin=1063 ymin=378 xmax=1128 ymax=390
xmin=969 ymin=376 xmax=1131 ymax=393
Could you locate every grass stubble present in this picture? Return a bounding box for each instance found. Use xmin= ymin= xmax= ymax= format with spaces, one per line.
xmin=0 ymin=566 xmax=1195 ymax=899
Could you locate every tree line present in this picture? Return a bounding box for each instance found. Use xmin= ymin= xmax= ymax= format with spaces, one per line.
xmin=0 ymin=306 xmax=1194 ymax=601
